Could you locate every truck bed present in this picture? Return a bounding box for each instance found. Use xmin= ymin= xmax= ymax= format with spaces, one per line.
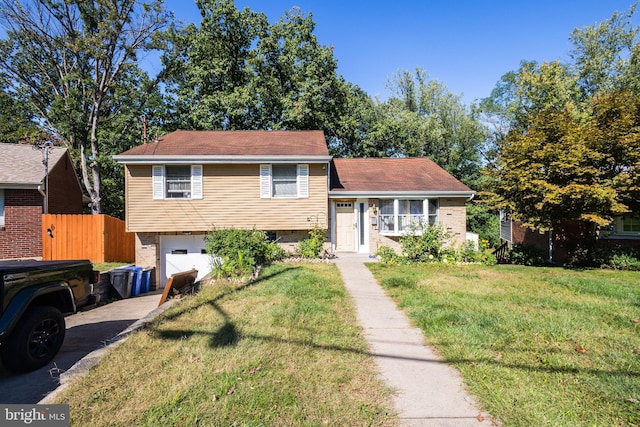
xmin=0 ymin=260 xmax=92 ymax=275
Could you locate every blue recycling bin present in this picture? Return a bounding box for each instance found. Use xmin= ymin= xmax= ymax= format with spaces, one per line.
xmin=129 ymin=266 xmax=143 ymax=296
xmin=141 ymin=268 xmax=152 ymax=293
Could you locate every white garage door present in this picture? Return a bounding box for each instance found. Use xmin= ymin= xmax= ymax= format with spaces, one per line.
xmin=160 ymin=234 xmax=213 ymax=288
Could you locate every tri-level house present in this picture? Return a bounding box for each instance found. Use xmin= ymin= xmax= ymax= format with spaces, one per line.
xmin=114 ymin=130 xmax=474 ymax=285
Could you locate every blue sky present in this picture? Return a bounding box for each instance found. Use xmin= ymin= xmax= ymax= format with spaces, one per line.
xmin=162 ymin=1 xmax=639 ymax=104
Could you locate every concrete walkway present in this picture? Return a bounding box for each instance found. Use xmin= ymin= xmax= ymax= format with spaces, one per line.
xmin=333 ymin=254 xmax=495 ymax=427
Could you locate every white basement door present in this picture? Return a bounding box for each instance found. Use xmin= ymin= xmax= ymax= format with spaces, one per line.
xmin=160 ymin=234 xmax=212 ymax=288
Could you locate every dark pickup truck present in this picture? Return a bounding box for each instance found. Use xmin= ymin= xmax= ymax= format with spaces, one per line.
xmin=0 ymin=259 xmax=99 ymax=373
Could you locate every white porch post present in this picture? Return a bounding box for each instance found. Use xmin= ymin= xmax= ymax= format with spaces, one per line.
xmin=330 ymin=200 xmax=336 ymax=254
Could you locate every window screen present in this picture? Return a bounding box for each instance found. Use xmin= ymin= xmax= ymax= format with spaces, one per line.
xmin=166 ymin=165 xmax=191 ymax=198
xmin=272 ymin=164 xmax=297 ymax=197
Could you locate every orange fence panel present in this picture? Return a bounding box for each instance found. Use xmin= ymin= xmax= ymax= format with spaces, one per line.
xmin=42 ymin=214 xmax=134 ymax=263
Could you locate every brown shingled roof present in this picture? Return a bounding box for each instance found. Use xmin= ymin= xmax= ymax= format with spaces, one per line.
xmin=330 ymin=158 xmax=472 ymax=193
xmin=118 ymin=130 xmax=329 ymax=157
xmin=0 ymin=143 xmax=67 ymax=185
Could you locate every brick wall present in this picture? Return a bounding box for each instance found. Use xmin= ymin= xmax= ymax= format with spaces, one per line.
xmin=0 ymin=189 xmax=43 ymax=259
xmin=135 ymin=232 xmax=158 ymax=284
xmin=439 ymin=198 xmax=468 ymax=246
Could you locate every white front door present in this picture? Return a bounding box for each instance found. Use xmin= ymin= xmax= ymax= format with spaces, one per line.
xmin=335 ymin=202 xmax=355 ymax=252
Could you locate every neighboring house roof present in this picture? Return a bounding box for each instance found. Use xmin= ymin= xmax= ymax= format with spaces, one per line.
xmin=114 ymin=130 xmax=331 ymax=164
xmin=329 ymin=158 xmax=474 ymax=198
xmin=0 ymin=143 xmax=67 ymax=188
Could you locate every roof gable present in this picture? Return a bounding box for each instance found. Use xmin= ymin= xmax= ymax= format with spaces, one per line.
xmin=116 ymin=130 xmax=329 ymax=158
xmin=330 ymin=158 xmax=473 ymax=195
xmin=0 ymin=143 xmax=67 ymax=186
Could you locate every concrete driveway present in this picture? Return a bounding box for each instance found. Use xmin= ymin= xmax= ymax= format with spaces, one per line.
xmin=0 ymin=292 xmax=163 ymax=404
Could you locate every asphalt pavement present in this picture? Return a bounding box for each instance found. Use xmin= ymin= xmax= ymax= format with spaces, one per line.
xmin=0 ymin=292 xmax=166 ymax=404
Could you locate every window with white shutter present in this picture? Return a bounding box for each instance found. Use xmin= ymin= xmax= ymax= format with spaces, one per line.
xmin=152 ymin=165 xmax=203 ymax=200
xmin=260 ymin=163 xmax=310 ymax=198
xmin=297 ymin=164 xmax=309 ymax=198
xmin=191 ymin=165 xmax=203 ymax=199
xmin=260 ymin=164 xmax=271 ymax=198
xmin=152 ymin=166 xmax=164 ymax=200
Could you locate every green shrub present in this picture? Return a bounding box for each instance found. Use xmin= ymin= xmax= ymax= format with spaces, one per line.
xmin=376 ymin=245 xmax=400 ymax=264
xmin=212 ymin=251 xmax=255 ymax=279
xmin=600 ymin=247 xmax=640 ymax=271
xmin=266 ymin=241 xmax=288 ymax=262
xmin=466 ymin=202 xmax=501 ymax=248
xmin=296 ymin=226 xmax=326 ymax=258
xmin=459 ymin=239 xmax=498 ymax=265
xmin=460 ymin=240 xmax=482 ymax=263
xmin=509 ymin=244 xmax=548 ymax=266
xmin=379 ymin=226 xmax=497 ymax=266
xmin=205 ymin=227 xmax=286 ymax=277
xmin=481 ymin=252 xmax=498 ymax=265
xmin=569 ymin=245 xmax=640 ymax=271
xmin=400 ymin=222 xmax=451 ymax=262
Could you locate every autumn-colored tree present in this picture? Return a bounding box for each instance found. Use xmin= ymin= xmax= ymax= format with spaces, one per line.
xmin=488 ymin=90 xmax=640 ymax=238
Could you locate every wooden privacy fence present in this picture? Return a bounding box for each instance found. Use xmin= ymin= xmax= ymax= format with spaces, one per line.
xmin=42 ymin=214 xmax=135 ymax=263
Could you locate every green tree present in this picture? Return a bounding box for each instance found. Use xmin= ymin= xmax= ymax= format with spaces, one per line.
xmin=0 ymin=0 xmax=170 ymax=214
xmin=361 ymin=69 xmax=487 ymax=186
xmin=466 ymin=202 xmax=500 ymax=248
xmin=251 ymin=7 xmax=351 ymax=133
xmin=96 ymin=67 xmax=166 ymax=218
xmin=326 ymin=83 xmax=377 ymax=157
xmin=488 ymin=90 xmax=640 ymax=239
xmin=161 ymin=0 xmax=265 ymax=130
xmin=480 ymin=4 xmax=640 ymax=153
xmin=160 ymin=1 xmax=352 ymax=139
xmin=0 ymin=77 xmax=39 ymax=143
xmin=570 ymin=3 xmax=640 ymax=96
xmin=479 ymin=60 xmax=581 ymax=150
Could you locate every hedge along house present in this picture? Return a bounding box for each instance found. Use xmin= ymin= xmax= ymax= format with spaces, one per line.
xmin=114 ymin=130 xmax=474 ymax=287
xmin=329 ymin=158 xmax=474 ymax=255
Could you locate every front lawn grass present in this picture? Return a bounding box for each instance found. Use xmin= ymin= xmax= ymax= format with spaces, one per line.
xmin=53 ymin=262 xmax=396 ymax=426
xmin=368 ymin=263 xmax=640 ymax=427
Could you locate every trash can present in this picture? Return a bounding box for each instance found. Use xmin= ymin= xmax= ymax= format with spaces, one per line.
xmin=141 ymin=268 xmax=152 ymax=293
xmin=109 ymin=268 xmax=133 ymax=299
xmin=128 ymin=266 xmax=143 ymax=296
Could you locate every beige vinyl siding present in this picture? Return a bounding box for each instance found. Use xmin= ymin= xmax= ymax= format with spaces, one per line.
xmin=125 ymin=163 xmax=328 ymax=232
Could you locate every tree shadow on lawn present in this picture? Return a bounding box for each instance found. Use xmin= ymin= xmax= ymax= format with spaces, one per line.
xmin=149 ymin=266 xmax=301 ymax=347
xmin=153 ymin=317 xmax=640 ymax=380
xmin=156 ymin=265 xmax=301 ymax=324
xmin=416 ymin=338 xmax=640 ymax=379
xmin=149 ymin=265 xmax=639 ymax=379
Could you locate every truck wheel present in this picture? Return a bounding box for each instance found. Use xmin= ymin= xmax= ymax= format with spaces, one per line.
xmin=0 ymin=306 xmax=66 ymax=373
